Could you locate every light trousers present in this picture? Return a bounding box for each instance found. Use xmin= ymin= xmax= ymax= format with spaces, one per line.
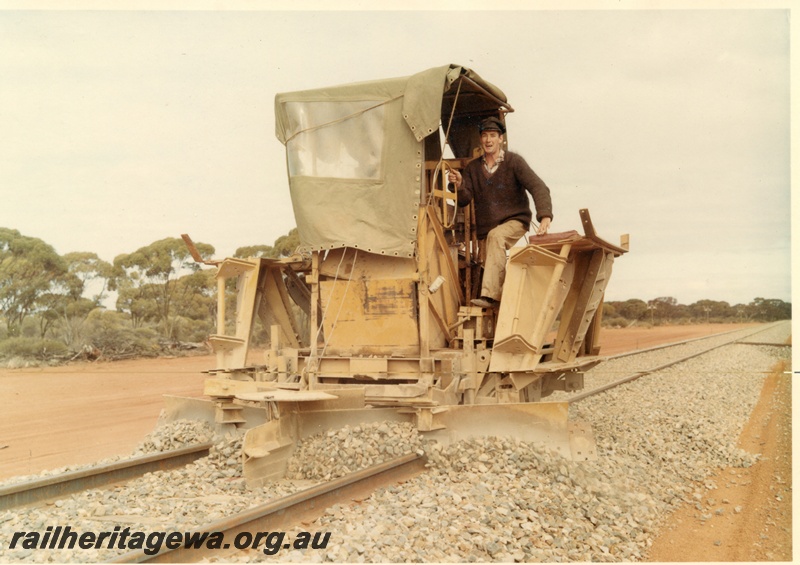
xmin=480 ymin=220 xmax=527 ymax=301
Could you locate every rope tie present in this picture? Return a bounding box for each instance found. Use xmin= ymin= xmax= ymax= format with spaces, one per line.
xmin=285 ymin=95 xmax=403 ymax=145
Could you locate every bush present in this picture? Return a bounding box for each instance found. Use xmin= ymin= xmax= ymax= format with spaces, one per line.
xmin=0 ymin=337 xmax=68 ymax=360
xmin=82 ymin=310 xmax=161 ymax=358
xmin=171 ymin=316 xmax=213 ymax=343
xmin=19 ymin=318 xmax=39 ymax=338
xmin=601 ymin=315 xmax=629 ymax=329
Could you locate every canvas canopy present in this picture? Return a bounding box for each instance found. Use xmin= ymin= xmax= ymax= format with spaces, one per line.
xmin=274 ymin=64 xmax=509 ymax=257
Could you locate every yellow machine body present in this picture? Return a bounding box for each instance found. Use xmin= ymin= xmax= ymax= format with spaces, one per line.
xmin=176 ymin=65 xmax=629 ymax=485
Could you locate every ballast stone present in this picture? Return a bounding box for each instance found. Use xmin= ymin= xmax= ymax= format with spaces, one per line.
xmin=284 ymin=421 xmax=424 ymax=481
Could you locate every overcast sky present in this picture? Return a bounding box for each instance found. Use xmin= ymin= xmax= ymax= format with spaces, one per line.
xmin=0 ymin=4 xmax=792 ymax=307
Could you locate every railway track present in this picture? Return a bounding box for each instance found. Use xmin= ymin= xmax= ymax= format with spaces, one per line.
xmin=1 ymin=448 xmax=426 ymax=563
xmin=0 ymin=443 xmax=212 ymax=512
xmin=1 ymin=322 xmax=789 ymax=563
xmin=110 ymin=454 xmax=426 ymax=563
xmin=567 ymin=321 xmax=789 ymax=404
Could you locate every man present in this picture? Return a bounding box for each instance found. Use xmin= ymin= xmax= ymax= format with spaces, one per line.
xmin=448 ymin=117 xmax=553 ymax=308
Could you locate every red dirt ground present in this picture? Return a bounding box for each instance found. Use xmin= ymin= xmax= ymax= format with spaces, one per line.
xmin=0 ymin=355 xmax=210 ymax=480
xmin=646 ymin=361 xmax=792 ymax=561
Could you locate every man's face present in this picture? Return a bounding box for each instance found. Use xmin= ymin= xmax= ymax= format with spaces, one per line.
xmin=481 ymin=130 xmax=503 ymax=157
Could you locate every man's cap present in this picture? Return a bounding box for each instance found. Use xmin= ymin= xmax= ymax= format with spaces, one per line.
xmin=479 ymin=117 xmax=506 ymax=134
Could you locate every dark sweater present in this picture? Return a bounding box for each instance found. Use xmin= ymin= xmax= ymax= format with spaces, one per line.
xmin=456 ymin=151 xmax=553 ymax=239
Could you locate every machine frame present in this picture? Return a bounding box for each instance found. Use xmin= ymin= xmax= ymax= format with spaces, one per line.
xmin=178 ymin=64 xmax=629 ymax=484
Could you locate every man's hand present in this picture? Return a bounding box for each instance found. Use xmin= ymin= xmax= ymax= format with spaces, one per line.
xmin=536 ymin=217 xmax=551 ymax=235
xmin=448 ymin=169 xmax=462 ymax=189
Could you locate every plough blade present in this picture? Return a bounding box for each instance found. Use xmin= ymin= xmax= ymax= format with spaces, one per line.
xmin=242 ymin=407 xmax=412 ymax=487
xmin=239 ymin=401 xmax=595 ymax=486
xmin=419 ymin=402 xmax=596 ymax=461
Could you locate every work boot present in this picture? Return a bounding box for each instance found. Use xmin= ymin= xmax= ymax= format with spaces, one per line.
xmin=471 ymin=297 xmax=498 ymax=308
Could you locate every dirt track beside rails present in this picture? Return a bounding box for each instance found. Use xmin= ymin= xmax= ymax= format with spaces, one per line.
xmin=646 ymin=360 xmax=792 ymax=561
xmin=597 ymin=322 xmax=760 ymax=356
xmin=0 ymin=355 xmax=209 ymax=481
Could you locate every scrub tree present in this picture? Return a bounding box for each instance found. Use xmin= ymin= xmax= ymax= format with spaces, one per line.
xmin=112 ymin=237 xmax=214 ymax=339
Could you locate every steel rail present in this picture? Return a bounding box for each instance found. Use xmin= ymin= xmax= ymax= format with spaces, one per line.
xmin=569 ymin=322 xmax=787 ymax=404
xmin=605 ymin=323 xmax=780 ymax=361
xmin=0 ymin=443 xmax=212 ymax=511
xmin=111 ymin=452 xmax=427 ymax=563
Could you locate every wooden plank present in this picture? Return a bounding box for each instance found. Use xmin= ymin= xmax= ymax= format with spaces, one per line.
xmin=417 ymin=212 xmax=432 ymax=359
xmin=554 ymin=250 xmax=605 ymax=363
xmin=579 ymin=208 xmax=629 ymax=256
xmin=257 ymin=267 xmax=301 ymax=348
xmin=424 ymin=206 xmax=464 ymax=304
xmin=427 ymin=295 xmax=453 ymax=344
